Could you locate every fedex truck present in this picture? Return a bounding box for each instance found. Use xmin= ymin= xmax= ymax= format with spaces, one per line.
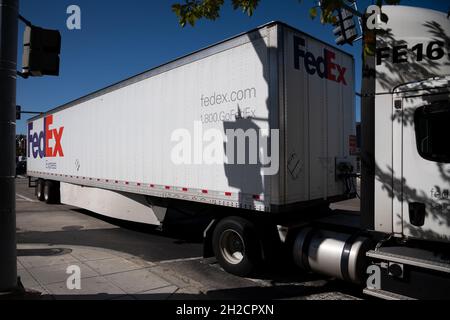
xmin=27 ymin=5 xmax=450 ymax=300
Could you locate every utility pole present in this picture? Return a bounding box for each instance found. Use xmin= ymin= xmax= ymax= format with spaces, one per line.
xmin=0 ymin=0 xmax=19 ymax=293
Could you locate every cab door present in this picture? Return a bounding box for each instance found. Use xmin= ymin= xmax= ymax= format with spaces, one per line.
xmin=393 ymin=89 xmax=450 ymax=243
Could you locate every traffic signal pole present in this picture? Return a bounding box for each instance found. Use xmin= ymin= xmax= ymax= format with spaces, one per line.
xmin=0 ymin=0 xmax=19 ymax=293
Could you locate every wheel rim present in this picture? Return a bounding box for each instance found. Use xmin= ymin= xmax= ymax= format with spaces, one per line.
xmin=219 ymin=229 xmax=245 ymax=265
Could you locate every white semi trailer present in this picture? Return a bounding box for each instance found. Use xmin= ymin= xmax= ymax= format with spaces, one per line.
xmin=27 ymin=5 xmax=450 ymax=300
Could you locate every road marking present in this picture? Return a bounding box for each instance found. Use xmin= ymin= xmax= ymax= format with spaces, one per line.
xmin=157 ymin=256 xmax=203 ymax=264
xmin=16 ymin=193 xmax=36 ymax=203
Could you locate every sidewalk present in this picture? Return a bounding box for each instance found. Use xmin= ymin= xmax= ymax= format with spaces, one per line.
xmin=16 ymin=243 xmax=203 ymax=300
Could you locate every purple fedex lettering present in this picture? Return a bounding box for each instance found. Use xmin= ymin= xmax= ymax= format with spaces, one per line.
xmin=28 ymin=122 xmax=33 ymax=158
xmin=28 ymin=122 xmax=45 ymax=159
xmin=28 ymin=122 xmax=40 ymax=159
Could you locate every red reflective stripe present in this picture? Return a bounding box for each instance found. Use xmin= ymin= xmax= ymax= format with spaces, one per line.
xmin=125 ymin=182 xmax=129 ymax=185
xmin=137 ymin=183 xmax=141 ymax=186
xmin=150 ymin=184 xmax=155 ymax=188
xmin=202 ymin=190 xmax=208 ymax=194
xmin=225 ymin=192 xmax=232 ymax=196
xmin=253 ymin=195 xmax=261 ymax=200
xmin=165 ymin=186 xmax=171 ymax=190
xmin=182 ymin=188 xmax=188 ymax=192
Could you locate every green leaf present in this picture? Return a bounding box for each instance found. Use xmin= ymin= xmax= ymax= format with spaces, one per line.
xmin=171 ymin=0 xmax=402 ymax=28
xmin=309 ymin=7 xmax=318 ymax=19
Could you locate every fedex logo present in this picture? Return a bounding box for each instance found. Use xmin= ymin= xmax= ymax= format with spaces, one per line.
xmin=28 ymin=115 xmax=64 ymax=159
xmin=293 ymin=36 xmax=347 ymax=86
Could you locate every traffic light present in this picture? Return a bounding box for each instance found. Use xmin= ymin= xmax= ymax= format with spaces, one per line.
xmin=16 ymin=105 xmax=21 ymax=120
xmin=22 ymin=26 xmax=61 ymax=77
xmin=333 ymin=8 xmax=358 ymax=46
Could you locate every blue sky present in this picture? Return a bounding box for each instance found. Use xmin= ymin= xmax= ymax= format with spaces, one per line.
xmin=16 ymin=0 xmax=449 ymax=134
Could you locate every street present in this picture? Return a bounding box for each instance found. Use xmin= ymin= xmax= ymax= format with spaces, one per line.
xmin=15 ymin=177 xmax=363 ymax=300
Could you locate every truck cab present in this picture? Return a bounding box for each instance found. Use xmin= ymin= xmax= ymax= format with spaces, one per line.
xmin=362 ymin=5 xmax=450 ymax=299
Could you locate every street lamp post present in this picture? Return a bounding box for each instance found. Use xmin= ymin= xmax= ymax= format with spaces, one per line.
xmin=0 ymin=0 xmax=19 ymax=292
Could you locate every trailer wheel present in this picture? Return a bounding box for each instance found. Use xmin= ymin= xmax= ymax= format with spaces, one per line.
xmin=36 ymin=179 xmax=45 ymax=201
xmin=212 ymin=216 xmax=261 ymax=277
xmin=44 ymin=180 xmax=60 ymax=204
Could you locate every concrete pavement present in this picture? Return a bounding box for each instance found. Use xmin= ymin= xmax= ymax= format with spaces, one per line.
xmin=17 ymin=243 xmax=200 ymax=300
xmin=14 ymin=178 xmax=207 ymax=300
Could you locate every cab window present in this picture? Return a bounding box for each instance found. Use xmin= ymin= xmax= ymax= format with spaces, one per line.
xmin=414 ymin=100 xmax=450 ymax=163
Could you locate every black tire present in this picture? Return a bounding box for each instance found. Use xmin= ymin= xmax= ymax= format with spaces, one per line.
xmin=44 ymin=180 xmax=60 ymax=204
xmin=36 ymin=179 xmax=45 ymax=201
xmin=212 ymin=216 xmax=262 ymax=277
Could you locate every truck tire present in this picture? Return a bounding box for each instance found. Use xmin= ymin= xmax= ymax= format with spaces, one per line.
xmin=36 ymin=179 xmax=45 ymax=201
xmin=44 ymin=180 xmax=60 ymax=204
xmin=212 ymin=216 xmax=261 ymax=277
